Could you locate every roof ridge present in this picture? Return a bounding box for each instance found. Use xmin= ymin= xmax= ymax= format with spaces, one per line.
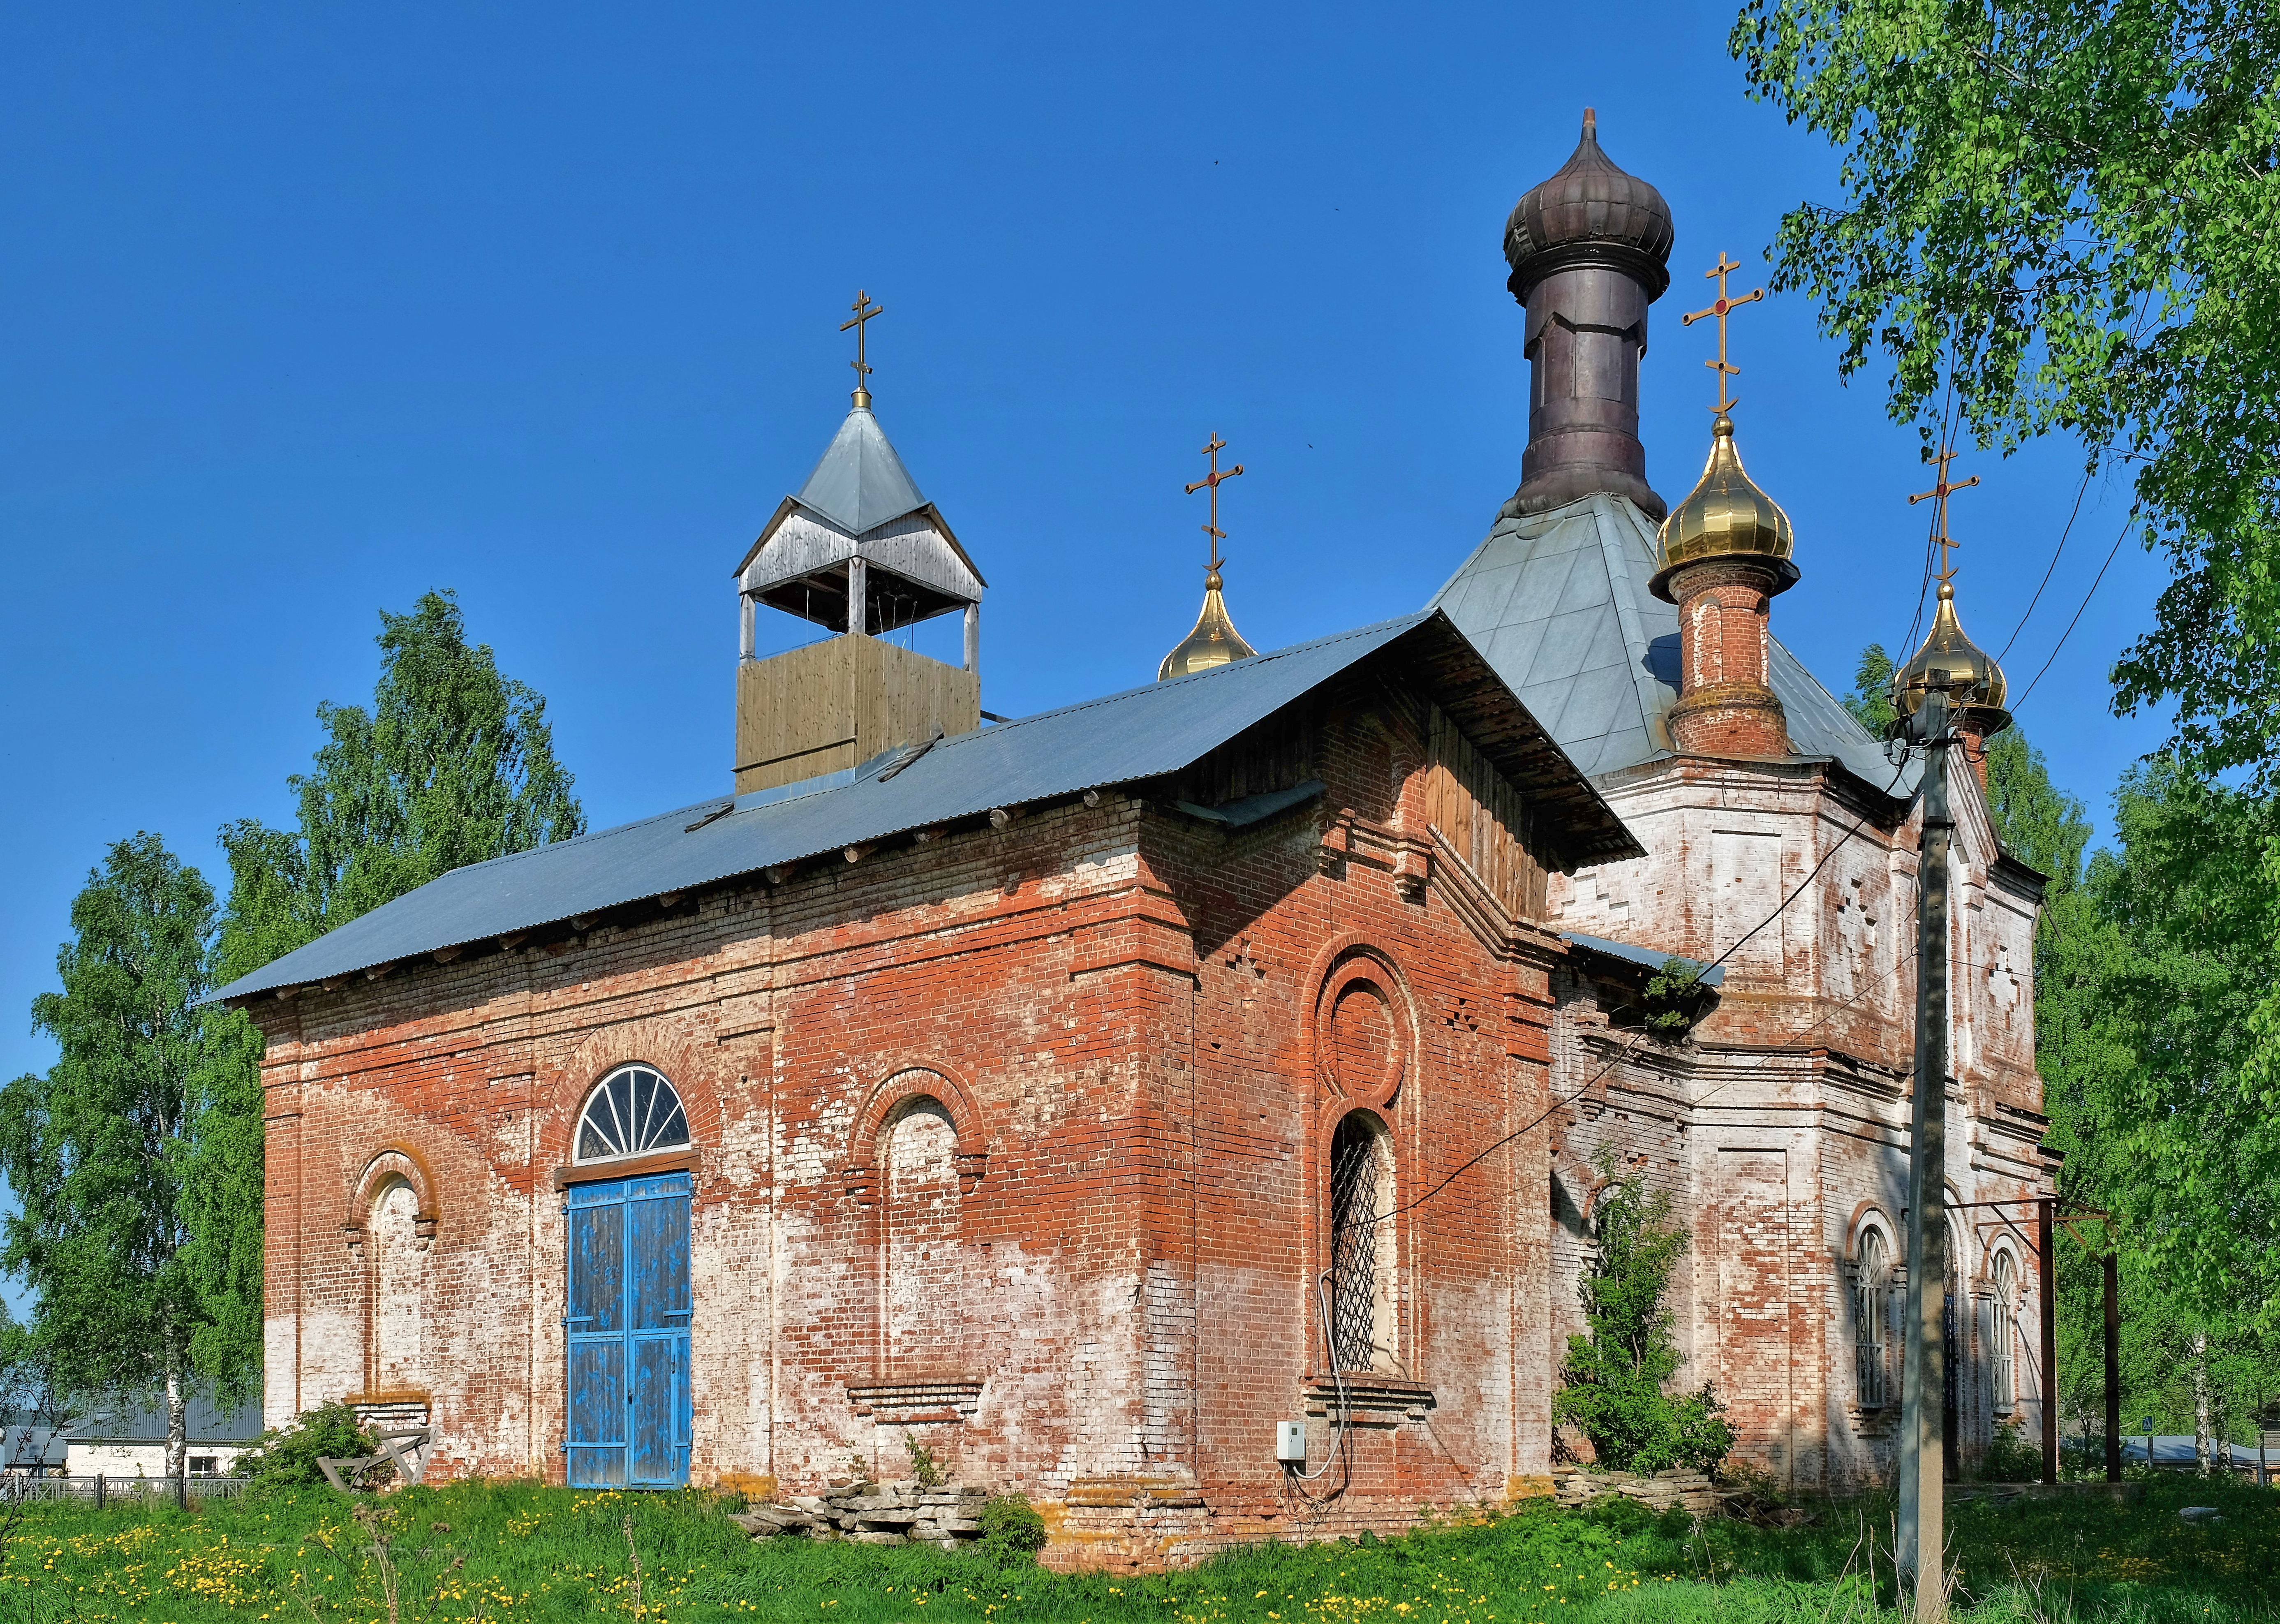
xmin=921 ymin=612 xmax=1432 ymax=754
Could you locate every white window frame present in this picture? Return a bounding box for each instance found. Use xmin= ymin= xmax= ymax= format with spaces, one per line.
xmin=573 ymin=1064 xmax=693 ymax=1164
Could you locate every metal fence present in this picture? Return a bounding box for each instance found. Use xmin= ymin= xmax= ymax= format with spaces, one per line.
xmin=0 ymin=1474 xmax=251 ymax=1507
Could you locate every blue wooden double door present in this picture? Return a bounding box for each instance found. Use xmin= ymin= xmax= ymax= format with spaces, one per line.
xmin=566 ymin=1172 xmax=691 ymax=1488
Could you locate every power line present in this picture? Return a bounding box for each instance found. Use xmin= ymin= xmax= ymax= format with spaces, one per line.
xmin=1997 ymin=461 xmax=2096 ymax=662
xmin=1375 ymin=757 xmax=1912 ymax=1228
xmin=2009 ymin=508 xmax=2135 ymax=713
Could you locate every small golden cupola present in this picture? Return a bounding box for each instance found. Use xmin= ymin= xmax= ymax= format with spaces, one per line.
xmin=1158 ymin=433 xmax=1258 ymax=680
xmin=1892 ymin=447 xmax=2011 ymax=776
xmin=1648 ymin=253 xmax=1799 ymax=758
xmin=1649 ymin=409 xmax=1799 ymax=600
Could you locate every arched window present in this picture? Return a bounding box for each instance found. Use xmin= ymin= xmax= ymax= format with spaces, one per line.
xmin=575 ymin=1065 xmax=691 ymax=1163
xmin=371 ymin=1178 xmax=425 ymax=1393
xmin=1852 ymin=1228 xmax=1891 ymax=1409
xmin=1327 ymin=1112 xmax=1395 ymax=1374
xmin=1991 ymin=1250 xmax=2018 ymax=1413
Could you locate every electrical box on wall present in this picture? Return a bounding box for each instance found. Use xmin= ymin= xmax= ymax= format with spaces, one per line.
xmin=1275 ymin=1421 xmax=1306 ymax=1464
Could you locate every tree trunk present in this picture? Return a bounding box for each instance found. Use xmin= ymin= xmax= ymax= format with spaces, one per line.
xmin=2192 ymin=1330 xmax=2212 ymax=1477
xmin=164 ymin=1334 xmax=187 ymax=1481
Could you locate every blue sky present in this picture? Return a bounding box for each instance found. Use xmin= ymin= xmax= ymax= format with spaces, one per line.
xmin=0 ymin=3 xmax=2170 ymax=1318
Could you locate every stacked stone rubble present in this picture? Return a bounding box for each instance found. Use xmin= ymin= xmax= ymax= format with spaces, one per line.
xmin=1549 ymin=1465 xmax=1718 ymax=1515
xmin=730 ymin=1480 xmax=990 ymax=1550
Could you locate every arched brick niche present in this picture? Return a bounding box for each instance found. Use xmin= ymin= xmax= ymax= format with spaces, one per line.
xmin=345 ymin=1145 xmax=439 ymax=1248
xmin=1303 ymin=938 xmax=1416 ymax=1117
xmin=846 ymin=1066 xmax=991 ymax=1413
xmin=843 ymin=1065 xmax=989 ymax=1205
xmin=344 ymin=1147 xmax=439 ymax=1404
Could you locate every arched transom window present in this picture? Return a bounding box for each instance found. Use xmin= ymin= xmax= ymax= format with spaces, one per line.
xmin=575 ymin=1065 xmax=691 ymax=1163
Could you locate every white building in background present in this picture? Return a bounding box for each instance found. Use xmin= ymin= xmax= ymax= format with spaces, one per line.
xmin=62 ymin=1391 xmax=263 ymax=1478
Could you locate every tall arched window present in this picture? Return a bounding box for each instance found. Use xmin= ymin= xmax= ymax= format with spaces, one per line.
xmin=1991 ymin=1250 xmax=2018 ymax=1413
xmin=1327 ymin=1112 xmax=1395 ymax=1374
xmin=1852 ymin=1228 xmax=1891 ymax=1409
xmin=371 ymin=1178 xmax=425 ymax=1393
xmin=576 ymin=1065 xmax=691 ymax=1162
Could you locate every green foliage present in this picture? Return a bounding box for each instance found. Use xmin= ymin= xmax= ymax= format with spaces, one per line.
xmin=903 ymin=1430 xmax=946 ymax=1489
xmin=1733 ymin=0 xmax=2280 ymax=785
xmin=5 ymin=1473 xmax=2278 ymax=1622
xmin=1635 ymin=958 xmax=1710 ymax=1035
xmin=976 ymin=1492 xmax=1047 ymax=1563
xmin=1979 ymin=1416 xmax=2043 ymax=1483
xmin=1982 ymin=731 xmax=2092 ymax=905
xmin=2028 ymin=753 xmax=2280 ymax=1446
xmin=1552 ymin=1152 xmax=1735 ymax=1474
xmin=234 ymin=1401 xmax=382 ymax=1491
xmin=175 ymin=591 xmax=587 ymax=1411
xmin=0 ymin=834 xmax=235 ymax=1459
xmin=217 ymin=589 xmax=584 ymax=978
xmin=1843 ymin=643 xmax=1897 ymax=737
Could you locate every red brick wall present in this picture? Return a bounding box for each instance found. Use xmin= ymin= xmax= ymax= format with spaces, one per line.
xmin=250 ymin=675 xmax=2053 ymax=1557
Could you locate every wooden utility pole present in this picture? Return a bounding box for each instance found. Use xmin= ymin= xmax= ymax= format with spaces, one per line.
xmin=1898 ymin=685 xmax=1952 ymax=1619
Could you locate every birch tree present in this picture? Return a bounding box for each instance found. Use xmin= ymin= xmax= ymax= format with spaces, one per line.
xmin=0 ymin=835 xmax=219 ymax=1475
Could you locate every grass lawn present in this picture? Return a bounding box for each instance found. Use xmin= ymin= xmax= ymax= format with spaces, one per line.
xmin=3 ymin=1474 xmax=2271 ymax=1624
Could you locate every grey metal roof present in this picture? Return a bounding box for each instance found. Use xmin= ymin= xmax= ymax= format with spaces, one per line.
xmin=67 ymin=1390 xmax=263 ymax=1446
xmin=1563 ymin=930 xmax=1725 ymax=987
xmin=1429 ymin=491 xmax=1913 ymax=795
xmin=790 ymin=404 xmax=927 ymax=537
xmin=209 ymin=611 xmax=1641 ymax=1005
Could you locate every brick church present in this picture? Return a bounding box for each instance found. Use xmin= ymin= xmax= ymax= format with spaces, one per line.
xmin=218 ymin=113 xmax=2055 ymax=1563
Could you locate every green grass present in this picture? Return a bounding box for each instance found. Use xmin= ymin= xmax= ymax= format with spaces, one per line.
xmin=3 ymin=1474 xmax=2272 ymax=1624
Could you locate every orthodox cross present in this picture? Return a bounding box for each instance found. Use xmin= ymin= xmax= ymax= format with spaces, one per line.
xmin=1184 ymin=433 xmax=1245 ymax=571
xmin=1907 ymin=445 xmax=1981 ymax=585
xmin=841 ymin=289 xmax=884 ymax=403
xmin=1680 ymin=252 xmax=1765 ymax=413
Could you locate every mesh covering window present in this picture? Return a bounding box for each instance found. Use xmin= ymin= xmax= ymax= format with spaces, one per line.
xmin=1853 ymin=1228 xmax=1891 ymax=1409
xmin=1328 ymin=1113 xmax=1389 ymax=1374
xmin=1991 ymin=1251 xmax=2018 ymax=1412
xmin=575 ymin=1065 xmax=691 ymax=1162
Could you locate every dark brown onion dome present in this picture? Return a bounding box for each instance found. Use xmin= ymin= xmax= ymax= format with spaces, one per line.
xmin=1504 ymin=109 xmax=1675 ymax=303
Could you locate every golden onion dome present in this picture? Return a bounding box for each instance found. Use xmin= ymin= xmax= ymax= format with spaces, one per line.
xmin=1893 ymin=582 xmax=2010 ymax=732
xmin=1649 ymin=412 xmax=1799 ymax=604
xmin=1158 ymin=569 xmax=1257 ymax=681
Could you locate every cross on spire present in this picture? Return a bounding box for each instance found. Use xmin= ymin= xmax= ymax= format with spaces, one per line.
xmin=1183 ymin=433 xmax=1245 ymax=572
xmin=1907 ymin=444 xmax=1982 ymax=585
xmin=841 ymin=289 xmax=884 ymax=407
xmin=1680 ymin=252 xmax=1765 ymax=414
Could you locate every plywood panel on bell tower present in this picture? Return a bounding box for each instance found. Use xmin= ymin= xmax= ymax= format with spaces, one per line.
xmin=734 ymin=634 xmax=981 ymax=795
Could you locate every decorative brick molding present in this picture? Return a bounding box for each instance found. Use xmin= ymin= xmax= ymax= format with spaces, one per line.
xmin=1304 ymin=1376 xmax=1436 ymax=1427
xmin=842 ymin=1065 xmax=990 ymax=1203
xmin=345 ymin=1393 xmax=432 ymax=1431
xmin=845 ymin=1378 xmax=985 ymax=1425
xmin=1062 ymin=1475 xmax=1206 ymax=1509
xmin=344 ymin=1146 xmax=439 ymax=1250
xmin=1303 ymin=938 xmax=1417 ymax=1114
